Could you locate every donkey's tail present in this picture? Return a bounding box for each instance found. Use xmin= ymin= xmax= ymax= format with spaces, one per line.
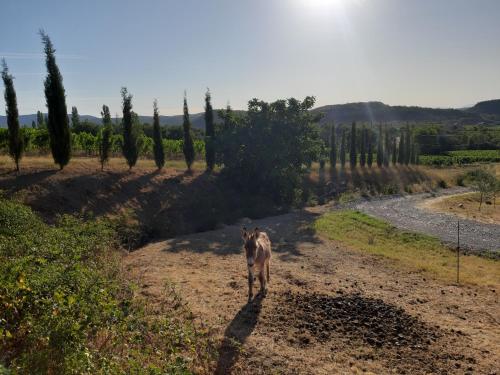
xmin=266 ymin=260 xmax=270 ymax=282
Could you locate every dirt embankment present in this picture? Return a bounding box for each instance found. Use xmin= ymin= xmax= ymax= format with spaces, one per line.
xmin=0 ymin=157 xmax=458 ymax=244
xmin=0 ymin=158 xmax=281 ymax=245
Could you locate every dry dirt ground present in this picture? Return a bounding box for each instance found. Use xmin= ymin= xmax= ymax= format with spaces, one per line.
xmin=124 ymin=206 xmax=500 ymax=375
xmin=420 ymin=192 xmax=500 ymax=226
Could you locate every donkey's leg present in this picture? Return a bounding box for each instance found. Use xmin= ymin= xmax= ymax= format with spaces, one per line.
xmin=247 ymin=269 xmax=254 ymax=301
xmin=266 ymin=259 xmax=270 ymax=283
xmin=258 ymin=268 xmax=266 ymax=293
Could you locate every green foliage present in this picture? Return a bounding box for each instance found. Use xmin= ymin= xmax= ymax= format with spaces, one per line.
xmin=216 ymin=97 xmax=322 ymax=205
xmin=349 ymin=122 xmax=357 ymax=168
xmin=0 ymin=198 xmax=214 ymax=373
xmin=464 ymin=169 xmax=498 ymax=209
xmin=359 ymin=125 xmax=366 ymax=167
xmin=99 ymin=105 xmax=112 ymax=170
xmin=420 ymin=150 xmax=500 ymax=166
xmin=36 ymin=111 xmax=45 ymax=128
xmin=204 ymin=89 xmax=215 ymax=171
xmin=367 ymin=127 xmax=373 ymax=167
xmin=152 ymin=100 xmax=165 ymax=169
xmin=40 ymin=30 xmax=71 ymax=170
xmin=391 ymin=137 xmax=397 ymax=165
xmin=71 ymin=106 xmax=80 ymax=128
xmin=376 ymin=124 xmax=383 ymax=167
xmin=383 ymin=127 xmax=390 ymax=167
xmin=121 ymin=87 xmax=139 ymax=169
xmin=182 ymin=94 xmax=195 ymax=170
xmin=329 ymin=123 xmax=337 ymax=169
xmin=340 ymin=128 xmax=346 ymax=168
xmin=1 ymin=59 xmax=24 ymax=171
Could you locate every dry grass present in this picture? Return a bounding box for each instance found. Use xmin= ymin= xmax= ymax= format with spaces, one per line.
xmin=314 ymin=210 xmax=500 ymax=288
xmin=0 ymin=155 xmax=207 ymax=173
xmin=420 ymin=192 xmax=499 ymax=224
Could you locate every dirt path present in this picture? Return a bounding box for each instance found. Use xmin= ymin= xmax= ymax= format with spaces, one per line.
xmin=350 ymin=188 xmax=500 ymax=255
xmin=124 ymin=207 xmax=499 ymax=374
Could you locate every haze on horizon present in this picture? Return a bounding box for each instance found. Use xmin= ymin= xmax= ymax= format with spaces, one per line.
xmin=1 ymin=0 xmax=499 ymax=117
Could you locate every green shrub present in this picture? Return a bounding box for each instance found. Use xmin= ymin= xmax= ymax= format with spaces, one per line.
xmin=0 ymin=199 xmax=213 ymax=373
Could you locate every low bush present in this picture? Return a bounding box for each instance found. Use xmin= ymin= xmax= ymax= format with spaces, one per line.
xmin=420 ymin=150 xmax=500 ymax=166
xmin=0 ymin=198 xmax=213 ymax=373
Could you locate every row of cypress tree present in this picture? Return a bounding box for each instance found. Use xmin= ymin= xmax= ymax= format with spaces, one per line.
xmin=1 ymin=31 xmax=218 ymax=172
xmin=328 ymin=122 xmax=419 ymax=169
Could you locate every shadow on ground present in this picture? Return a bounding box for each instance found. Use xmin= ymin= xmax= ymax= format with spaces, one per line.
xmin=215 ymin=293 xmax=264 ymax=375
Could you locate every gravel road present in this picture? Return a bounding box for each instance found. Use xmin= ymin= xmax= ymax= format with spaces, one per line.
xmin=349 ymin=187 xmax=500 ymax=255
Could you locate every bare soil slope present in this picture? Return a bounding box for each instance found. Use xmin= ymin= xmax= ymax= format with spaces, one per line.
xmin=124 ymin=207 xmax=499 ymax=374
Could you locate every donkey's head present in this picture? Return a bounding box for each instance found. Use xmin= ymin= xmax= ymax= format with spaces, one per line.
xmin=242 ymin=227 xmax=260 ymax=267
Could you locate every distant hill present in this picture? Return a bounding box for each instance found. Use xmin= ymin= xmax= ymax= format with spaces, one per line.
xmin=312 ymin=101 xmax=482 ymax=124
xmin=1 ymin=100 xmax=498 ymax=128
xmin=467 ymin=99 xmax=500 ymax=116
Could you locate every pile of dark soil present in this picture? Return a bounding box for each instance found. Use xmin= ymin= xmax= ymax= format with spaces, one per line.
xmin=278 ymin=291 xmax=440 ymax=349
xmin=268 ymin=291 xmax=473 ymax=374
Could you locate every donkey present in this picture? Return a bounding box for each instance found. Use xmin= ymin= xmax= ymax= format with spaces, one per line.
xmin=242 ymin=227 xmax=271 ymax=301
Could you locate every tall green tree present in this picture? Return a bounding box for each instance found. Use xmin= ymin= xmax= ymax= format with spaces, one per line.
xmin=71 ymin=106 xmax=80 ymax=128
xmin=376 ymin=124 xmax=383 ymax=167
xmin=121 ymin=87 xmax=138 ymax=169
xmin=367 ymin=126 xmax=373 ymax=168
xmin=340 ymin=128 xmax=346 ymax=169
xmin=410 ymin=140 xmax=417 ymax=165
xmin=1 ymin=59 xmax=24 ymax=171
xmin=36 ymin=110 xmax=45 ymax=128
xmin=182 ymin=93 xmax=195 ymax=171
xmin=405 ymin=124 xmax=411 ymax=165
xmin=99 ymin=104 xmax=112 ymax=171
xmin=152 ymin=99 xmax=165 ymax=170
xmin=329 ymin=123 xmax=337 ymax=169
xmin=40 ymin=30 xmax=71 ymax=169
xmin=349 ymin=122 xmax=357 ymax=168
xmin=383 ymin=127 xmax=390 ymax=167
xmin=398 ymin=128 xmax=405 ymax=165
xmin=391 ymin=137 xmax=397 ymax=165
xmin=204 ymin=89 xmax=215 ymax=171
xmin=360 ymin=125 xmax=366 ymax=167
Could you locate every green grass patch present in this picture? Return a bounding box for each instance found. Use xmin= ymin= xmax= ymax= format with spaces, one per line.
xmin=313 ymin=210 xmax=499 ymax=287
xmin=0 ymin=198 xmax=214 ymax=373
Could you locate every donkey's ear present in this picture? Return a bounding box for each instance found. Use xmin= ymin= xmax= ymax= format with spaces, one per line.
xmin=241 ymin=227 xmax=248 ymax=240
xmin=253 ymin=227 xmax=260 ymax=236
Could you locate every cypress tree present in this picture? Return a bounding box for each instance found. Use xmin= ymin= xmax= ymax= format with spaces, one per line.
xmin=40 ymin=30 xmax=71 ymax=169
xmin=204 ymin=89 xmax=215 ymax=171
xmin=360 ymin=125 xmax=366 ymax=167
xmin=99 ymin=104 xmax=112 ymax=171
xmin=182 ymin=93 xmax=195 ymax=171
xmin=376 ymin=124 xmax=383 ymax=167
xmin=152 ymin=99 xmax=165 ymax=170
xmin=349 ymin=122 xmax=357 ymax=168
xmin=36 ymin=110 xmax=45 ymax=128
xmin=1 ymin=59 xmax=24 ymax=171
xmin=31 ymin=120 xmax=36 ymax=129
xmin=121 ymin=87 xmax=138 ymax=169
xmin=391 ymin=137 xmax=397 ymax=165
xmin=329 ymin=123 xmax=337 ymax=169
xmin=398 ymin=128 xmax=405 ymax=165
xmin=367 ymin=126 xmax=373 ymax=168
xmin=71 ymin=106 xmax=80 ymax=128
xmin=340 ymin=128 xmax=346 ymax=169
xmin=383 ymin=127 xmax=390 ymax=167
xmin=405 ymin=125 xmax=411 ymax=165
xmin=410 ymin=140 xmax=417 ymax=165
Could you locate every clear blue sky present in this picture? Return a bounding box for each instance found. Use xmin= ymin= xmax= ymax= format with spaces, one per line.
xmin=1 ymin=0 xmax=499 ymax=116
